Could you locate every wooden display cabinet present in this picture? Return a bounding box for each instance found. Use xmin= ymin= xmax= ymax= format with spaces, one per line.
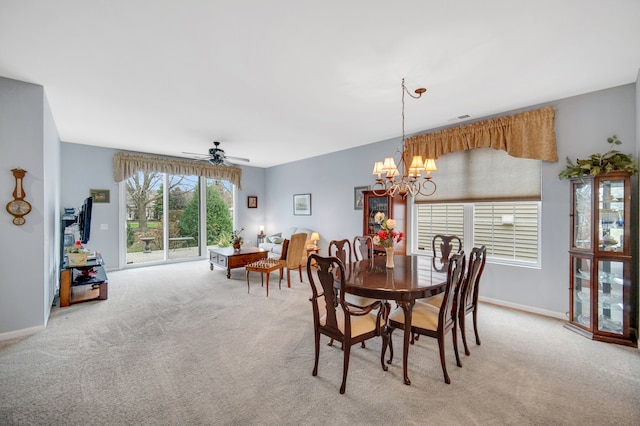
xmin=362 ymin=190 xmax=406 ymax=255
xmin=566 ymin=171 xmax=637 ymax=346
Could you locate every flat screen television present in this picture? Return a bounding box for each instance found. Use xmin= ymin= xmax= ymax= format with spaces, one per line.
xmin=78 ymin=196 xmax=93 ymax=244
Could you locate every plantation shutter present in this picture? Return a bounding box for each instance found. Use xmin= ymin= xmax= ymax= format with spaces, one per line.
xmin=474 ymin=202 xmax=539 ymax=262
xmin=416 ymin=204 xmax=464 ymax=251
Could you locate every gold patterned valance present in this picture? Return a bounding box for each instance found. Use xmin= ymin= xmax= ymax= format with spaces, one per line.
xmin=113 ymin=152 xmax=242 ymax=189
xmin=405 ymin=106 xmax=557 ymax=162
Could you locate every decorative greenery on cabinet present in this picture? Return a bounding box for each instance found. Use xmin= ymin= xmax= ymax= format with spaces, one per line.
xmin=559 ymin=135 xmax=639 ymax=180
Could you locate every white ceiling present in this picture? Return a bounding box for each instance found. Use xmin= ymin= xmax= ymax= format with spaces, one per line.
xmin=1 ymin=1 xmax=639 ymax=168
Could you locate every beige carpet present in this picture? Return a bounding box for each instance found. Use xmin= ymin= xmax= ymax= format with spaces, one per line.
xmin=1 ymin=260 xmax=639 ymax=425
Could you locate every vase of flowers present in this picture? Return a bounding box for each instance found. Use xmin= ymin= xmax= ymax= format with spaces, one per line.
xmin=232 ymin=228 xmax=244 ymax=251
xmin=372 ymin=212 xmax=403 ymax=268
xmin=66 ymin=240 xmax=89 ymax=265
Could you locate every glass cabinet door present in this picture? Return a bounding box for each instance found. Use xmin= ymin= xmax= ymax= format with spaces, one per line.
xmin=572 ymin=180 xmax=592 ymax=249
xmin=598 ymin=178 xmax=625 ymax=253
xmin=571 ymin=256 xmax=591 ymax=329
xmin=366 ymin=195 xmax=390 ymax=235
xmin=596 ymin=260 xmax=625 ymax=335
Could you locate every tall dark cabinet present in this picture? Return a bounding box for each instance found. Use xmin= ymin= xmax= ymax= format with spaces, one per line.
xmin=566 ymin=171 xmax=637 ymax=346
xmin=362 ymin=191 xmax=406 ymax=255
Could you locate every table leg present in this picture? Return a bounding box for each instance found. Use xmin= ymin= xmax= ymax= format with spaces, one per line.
xmin=265 ymin=272 xmax=270 ymax=297
xmin=246 ymin=270 xmax=250 ymax=293
xmin=399 ymin=299 xmax=415 ymax=385
xmin=227 ymin=266 xmax=231 ymax=279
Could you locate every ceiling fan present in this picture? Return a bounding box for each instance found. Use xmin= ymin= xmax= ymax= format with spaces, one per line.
xmin=183 ymin=141 xmax=250 ymax=166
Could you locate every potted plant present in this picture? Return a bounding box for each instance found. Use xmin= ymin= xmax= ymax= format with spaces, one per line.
xmin=232 ymin=228 xmax=244 ymax=250
xmin=559 ymin=135 xmax=639 ymax=180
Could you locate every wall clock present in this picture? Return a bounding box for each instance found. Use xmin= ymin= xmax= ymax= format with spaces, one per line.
xmin=6 ymin=168 xmax=32 ymax=226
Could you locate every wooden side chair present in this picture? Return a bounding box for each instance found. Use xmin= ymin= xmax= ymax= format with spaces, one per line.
xmin=384 ymin=252 xmax=466 ymax=384
xmin=420 ymin=245 xmax=487 ymax=355
xmin=353 ymin=235 xmax=373 ymax=261
xmin=328 ymin=239 xmax=352 ymax=281
xmin=458 ymin=245 xmax=487 ymax=355
xmin=411 ymin=235 xmax=463 ymax=344
xmin=281 ymin=233 xmax=307 ymax=286
xmin=332 ymin=237 xmax=379 ymax=329
xmin=306 ymin=254 xmax=386 ymax=394
xmin=432 ymin=234 xmax=463 ymax=272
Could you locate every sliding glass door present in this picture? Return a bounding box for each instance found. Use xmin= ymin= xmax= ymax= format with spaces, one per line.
xmin=124 ymin=172 xmax=235 ymax=266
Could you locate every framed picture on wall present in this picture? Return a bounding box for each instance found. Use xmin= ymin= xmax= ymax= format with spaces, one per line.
xmin=248 ymin=196 xmax=258 ymax=208
xmin=293 ymin=193 xmax=311 ymax=216
xmin=354 ymin=186 xmax=369 ymax=210
xmin=90 ymin=189 xmax=110 ymax=203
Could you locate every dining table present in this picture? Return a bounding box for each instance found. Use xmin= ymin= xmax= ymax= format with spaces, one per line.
xmin=344 ymin=254 xmax=448 ymax=385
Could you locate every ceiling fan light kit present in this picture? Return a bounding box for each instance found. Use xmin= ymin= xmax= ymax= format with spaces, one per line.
xmin=183 ymin=141 xmax=250 ymax=167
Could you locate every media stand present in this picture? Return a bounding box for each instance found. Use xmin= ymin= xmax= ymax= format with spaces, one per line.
xmin=59 ymin=254 xmax=108 ymax=307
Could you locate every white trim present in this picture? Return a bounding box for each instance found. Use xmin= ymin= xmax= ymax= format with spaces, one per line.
xmin=0 ymin=325 xmax=45 ymax=342
xmin=479 ymin=296 xmax=566 ymax=320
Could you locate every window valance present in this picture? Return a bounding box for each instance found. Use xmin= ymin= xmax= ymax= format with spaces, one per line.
xmin=113 ymin=152 xmax=242 ymax=189
xmin=405 ymin=106 xmax=557 ymax=162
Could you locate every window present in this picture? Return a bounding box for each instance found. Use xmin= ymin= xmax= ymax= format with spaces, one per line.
xmin=474 ymin=202 xmax=539 ymax=264
xmin=413 ymin=146 xmax=542 ymax=267
xmin=416 ymin=204 xmax=464 ymax=252
xmin=415 ymin=201 xmax=540 ymax=267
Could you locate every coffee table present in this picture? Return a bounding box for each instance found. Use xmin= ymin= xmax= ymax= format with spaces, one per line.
xmin=245 ymin=258 xmax=285 ymax=297
xmin=209 ymin=246 xmax=268 ymax=278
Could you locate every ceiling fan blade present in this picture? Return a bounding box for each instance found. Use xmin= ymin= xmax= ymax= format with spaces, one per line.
xmin=225 ymin=155 xmax=250 ymax=163
xmin=182 ymin=151 xmax=208 ymax=157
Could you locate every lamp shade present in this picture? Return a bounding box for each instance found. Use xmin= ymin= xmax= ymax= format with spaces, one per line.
xmin=311 ymin=232 xmax=320 ymax=241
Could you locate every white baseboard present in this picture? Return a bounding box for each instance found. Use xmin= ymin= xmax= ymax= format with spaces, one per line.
xmin=0 ymin=325 xmax=45 ymax=342
xmin=479 ymin=296 xmax=567 ymax=320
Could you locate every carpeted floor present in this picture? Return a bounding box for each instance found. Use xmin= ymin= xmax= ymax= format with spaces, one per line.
xmin=1 ymin=260 xmax=639 ymax=425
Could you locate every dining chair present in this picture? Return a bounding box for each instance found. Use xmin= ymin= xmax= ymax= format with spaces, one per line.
xmin=458 ymin=245 xmax=487 ymax=356
xmin=328 ymin=238 xmax=365 ymax=347
xmin=328 ymin=239 xmax=353 ymax=277
xmin=332 ymin=238 xmax=379 ymax=325
xmin=280 ymin=233 xmax=307 ymax=287
xmin=420 ymin=245 xmax=487 ymax=355
xmin=409 ymin=234 xmax=463 ymax=344
xmin=274 ymin=239 xmax=289 ymax=289
xmin=306 ymin=254 xmax=387 ymax=394
xmin=385 ymin=252 xmax=466 ymax=384
xmin=432 ymin=234 xmax=463 ymax=272
xmin=353 ymin=235 xmax=373 ymax=261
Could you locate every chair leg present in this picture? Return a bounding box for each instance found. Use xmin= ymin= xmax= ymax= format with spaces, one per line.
xmin=472 ymin=308 xmax=481 ymax=346
xmin=452 ymin=323 xmax=462 ymax=368
xmin=437 ymin=335 xmax=450 ymax=384
xmin=340 ymin=343 xmax=351 ymax=394
xmin=287 ymin=269 xmax=291 ymax=288
xmin=312 ymin=330 xmax=320 ymax=376
xmin=460 ymin=312 xmax=471 ymax=356
xmin=298 ymin=265 xmax=303 ymax=283
xmin=380 ymin=332 xmax=389 ymax=371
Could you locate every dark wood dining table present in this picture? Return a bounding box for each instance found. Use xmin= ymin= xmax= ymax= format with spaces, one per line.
xmin=344 ymin=254 xmax=448 ymax=385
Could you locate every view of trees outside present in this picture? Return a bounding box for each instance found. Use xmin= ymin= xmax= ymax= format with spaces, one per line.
xmin=125 ymin=172 xmax=234 ymax=264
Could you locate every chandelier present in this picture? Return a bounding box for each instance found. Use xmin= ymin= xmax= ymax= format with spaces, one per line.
xmin=372 ymin=78 xmax=436 ymax=198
